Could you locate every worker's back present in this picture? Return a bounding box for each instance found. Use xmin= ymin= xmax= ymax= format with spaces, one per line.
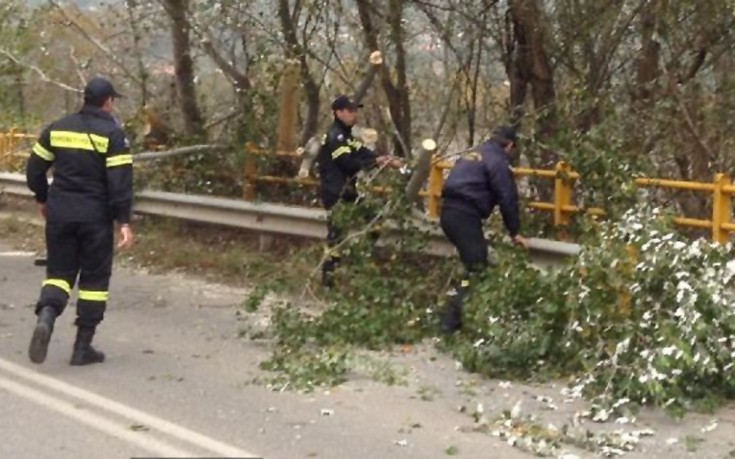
xmin=29 ymin=106 xmax=130 ymax=223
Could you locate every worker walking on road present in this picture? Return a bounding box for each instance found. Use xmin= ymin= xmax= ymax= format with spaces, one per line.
xmin=439 ymin=126 xmax=529 ymax=332
xmin=317 ymin=95 xmax=400 ymax=287
xmin=25 ymin=77 xmax=135 ymax=365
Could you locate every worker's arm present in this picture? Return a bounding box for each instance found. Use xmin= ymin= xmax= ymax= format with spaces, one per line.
xmin=105 ymin=129 xmax=134 ymax=224
xmin=26 ymin=128 xmax=54 ymax=204
xmin=353 ymin=144 xmax=379 ymax=170
xmin=329 ymin=135 xmax=377 ymax=175
xmin=485 ymin=155 xmax=521 ymax=238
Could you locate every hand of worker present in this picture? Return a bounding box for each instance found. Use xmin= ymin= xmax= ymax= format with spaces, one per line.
xmin=117 ymin=224 xmax=135 ymax=249
xmin=512 ymin=234 xmax=530 ymax=249
xmin=38 ymin=203 xmax=47 ymax=220
xmin=377 ymin=155 xmax=403 ymax=169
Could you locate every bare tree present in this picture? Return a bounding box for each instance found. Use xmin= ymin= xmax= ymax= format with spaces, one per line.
xmin=277 ymin=0 xmax=322 ymax=145
xmin=161 ymin=0 xmax=205 ymax=139
xmin=508 ymin=0 xmax=557 ymax=165
xmin=356 ymin=0 xmax=412 ymax=156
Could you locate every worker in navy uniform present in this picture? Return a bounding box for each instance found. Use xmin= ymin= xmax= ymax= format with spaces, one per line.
xmin=439 ymin=125 xmax=529 ymax=332
xmin=317 ymin=95 xmax=401 ymax=287
xmin=26 ymin=77 xmax=135 ymax=365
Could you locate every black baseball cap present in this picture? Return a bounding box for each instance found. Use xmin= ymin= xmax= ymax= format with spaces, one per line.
xmin=331 ymin=95 xmax=362 ymax=111
xmin=84 ymin=77 xmax=124 ymax=104
xmin=492 ymin=125 xmax=518 ymax=143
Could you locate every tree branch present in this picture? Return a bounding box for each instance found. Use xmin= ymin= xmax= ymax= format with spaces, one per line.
xmin=134 ymin=144 xmax=227 ymax=162
xmin=47 ymin=0 xmax=143 ymax=85
xmin=0 ymin=48 xmax=81 ymax=93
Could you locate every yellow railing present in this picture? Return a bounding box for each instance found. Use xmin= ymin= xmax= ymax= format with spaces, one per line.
xmin=427 ymin=160 xmax=734 ymax=244
xmin=243 ymin=146 xmax=316 ymax=201
xmin=242 ymin=145 xmax=397 ymax=203
xmin=0 ymin=129 xmax=34 ymax=171
xmin=244 ymin=146 xmax=735 ymax=244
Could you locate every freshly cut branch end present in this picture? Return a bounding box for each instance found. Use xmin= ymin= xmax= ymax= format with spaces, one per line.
xmin=360 ymin=128 xmax=379 ymax=145
xmin=369 ymin=51 xmax=383 ymax=65
xmin=421 ymin=138 xmax=437 ymax=152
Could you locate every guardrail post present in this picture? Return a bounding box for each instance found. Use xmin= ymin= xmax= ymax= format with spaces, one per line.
xmin=427 ymin=159 xmax=444 ymax=218
xmin=7 ymin=128 xmax=17 ymax=154
xmin=243 ymin=142 xmax=259 ymax=201
xmin=712 ymin=173 xmax=732 ymax=244
xmin=554 ymin=161 xmax=573 ymax=227
xmin=0 ymin=133 xmax=6 ymax=170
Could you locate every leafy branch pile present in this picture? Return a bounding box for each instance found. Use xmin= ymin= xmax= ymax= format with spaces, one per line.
xmin=475 ymin=408 xmax=655 ymax=457
xmin=454 ymin=206 xmax=735 ymax=413
xmin=250 ymin=179 xmax=735 ymax=414
xmin=254 ymin=179 xmax=453 ymax=390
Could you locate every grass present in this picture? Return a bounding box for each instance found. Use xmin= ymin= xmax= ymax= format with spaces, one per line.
xmin=352 ymin=354 xmax=409 ymax=386
xmin=0 ymin=212 xmax=46 ymax=253
xmin=122 ymin=216 xmax=320 ymax=289
xmin=0 ymin=197 xmax=322 ymax=293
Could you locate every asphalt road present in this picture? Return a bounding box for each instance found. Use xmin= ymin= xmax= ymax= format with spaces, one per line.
xmin=0 ymin=240 xmax=529 ymax=459
xmin=3 ymin=236 xmax=735 ymax=459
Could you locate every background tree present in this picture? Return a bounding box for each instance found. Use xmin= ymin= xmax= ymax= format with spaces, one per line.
xmin=1 ymin=0 xmax=734 ymax=218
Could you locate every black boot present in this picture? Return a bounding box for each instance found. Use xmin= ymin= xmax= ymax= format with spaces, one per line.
xmin=440 ymin=295 xmax=463 ymax=333
xmin=440 ymin=282 xmax=470 ymax=334
xmin=321 ymin=257 xmax=339 ymax=289
xmin=70 ymin=327 xmax=105 ymax=366
xmin=29 ymin=306 xmax=57 ymax=364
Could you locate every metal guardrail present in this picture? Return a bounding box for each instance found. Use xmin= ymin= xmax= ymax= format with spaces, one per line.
xmin=9 ymin=129 xmax=730 ymax=243
xmin=0 ymin=172 xmax=580 ymax=266
xmin=0 ymin=172 xmax=32 ymax=196
xmin=135 ymin=190 xmax=328 ymax=240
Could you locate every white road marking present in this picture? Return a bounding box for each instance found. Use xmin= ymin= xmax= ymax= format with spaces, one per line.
xmin=0 ymin=357 xmax=260 ymax=458
xmin=0 ymin=251 xmax=36 ymax=257
xmin=0 ymin=374 xmax=196 ymax=458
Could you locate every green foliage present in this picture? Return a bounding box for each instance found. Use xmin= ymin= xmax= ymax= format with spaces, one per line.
xmin=488 ymin=408 xmax=656 ymax=457
xmin=253 ymin=172 xmax=454 ymax=390
xmin=447 ymin=247 xmax=570 ymax=380
xmin=556 ymin=120 xmax=651 ymax=218
xmin=453 ymin=205 xmax=735 ymax=413
xmin=254 ymin=178 xmax=735 ymax=415
xmin=0 ymin=1 xmax=36 ymax=125
xmin=444 ymin=445 xmax=459 ymax=455
xmin=136 ymin=147 xmax=243 ymax=196
xmin=242 ymin=284 xmax=271 ymax=313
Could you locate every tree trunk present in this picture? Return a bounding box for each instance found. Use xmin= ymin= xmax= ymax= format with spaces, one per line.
xmin=125 ymin=0 xmax=149 ymax=105
xmin=503 ymin=7 xmax=529 ymax=127
xmin=301 ymin=80 xmax=320 ymax=146
xmin=467 ymin=27 xmax=485 ymax=146
xmin=356 ymin=0 xmax=411 ymax=156
xmin=390 ymin=0 xmax=411 ymax=156
xmin=634 ymin=0 xmax=661 ymax=102
xmin=163 ymin=0 xmax=205 ymax=139
xmin=509 ymin=0 xmax=557 ymax=163
xmin=277 ymin=0 xmax=321 ymax=145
